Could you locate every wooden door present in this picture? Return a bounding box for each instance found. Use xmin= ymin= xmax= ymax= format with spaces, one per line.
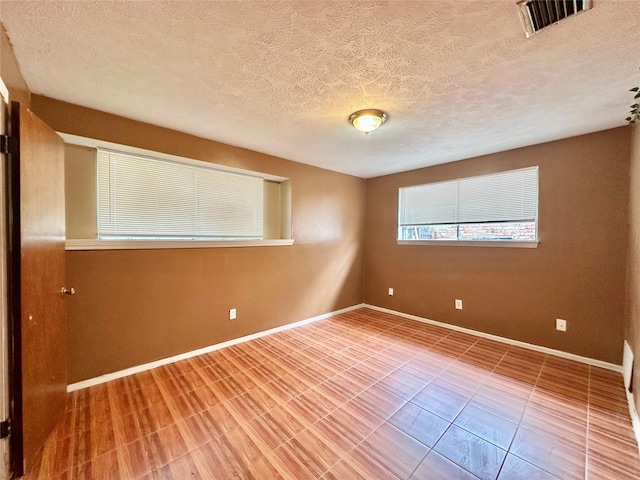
xmin=7 ymin=102 xmax=67 ymax=475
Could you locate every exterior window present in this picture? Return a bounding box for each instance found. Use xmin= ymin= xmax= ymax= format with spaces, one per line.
xmin=398 ymin=167 xmax=538 ymax=242
xmin=97 ymin=149 xmax=264 ymax=240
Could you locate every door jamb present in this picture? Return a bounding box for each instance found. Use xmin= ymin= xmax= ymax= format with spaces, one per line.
xmin=0 ymin=77 xmax=13 ymax=480
xmin=6 ymin=101 xmax=23 ymax=478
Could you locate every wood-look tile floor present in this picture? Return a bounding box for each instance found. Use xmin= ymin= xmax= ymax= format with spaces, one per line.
xmin=23 ymin=308 xmax=640 ymax=479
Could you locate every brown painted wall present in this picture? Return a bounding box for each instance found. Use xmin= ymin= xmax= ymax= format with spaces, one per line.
xmin=30 ymin=96 xmax=365 ymax=383
xmin=26 ymin=94 xmax=632 ymax=378
xmin=364 ymin=128 xmax=630 ymax=364
xmin=626 ymin=125 xmax=640 ymax=412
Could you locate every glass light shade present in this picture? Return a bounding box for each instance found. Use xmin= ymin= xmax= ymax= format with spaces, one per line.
xmin=349 ymin=109 xmax=388 ymax=134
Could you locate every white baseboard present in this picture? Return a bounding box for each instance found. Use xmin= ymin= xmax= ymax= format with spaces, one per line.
xmin=623 ymin=340 xmax=640 ymax=455
xmin=626 ymin=390 xmax=640 ymax=457
xmin=69 ymin=302 xmax=623 ymax=392
xmin=364 ymin=304 xmax=622 ymax=372
xmin=624 ymin=340 xmax=635 ymax=389
xmin=67 ymin=303 xmax=365 ymax=392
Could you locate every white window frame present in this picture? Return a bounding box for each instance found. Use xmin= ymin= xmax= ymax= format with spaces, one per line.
xmin=60 ymin=133 xmax=294 ymax=251
xmin=96 ymin=149 xmax=265 ymax=241
xmin=397 ymin=167 xmax=539 ymax=248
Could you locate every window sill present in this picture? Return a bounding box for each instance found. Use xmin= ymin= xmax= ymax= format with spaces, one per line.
xmin=66 ymin=239 xmax=295 ymax=251
xmin=397 ymin=240 xmax=539 ymax=248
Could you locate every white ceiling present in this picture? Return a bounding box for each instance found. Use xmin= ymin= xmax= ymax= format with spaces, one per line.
xmin=1 ymin=1 xmax=638 ymax=178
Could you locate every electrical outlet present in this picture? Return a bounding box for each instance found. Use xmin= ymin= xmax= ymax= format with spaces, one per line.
xmin=455 ymin=299 xmax=463 ymax=310
xmin=556 ymin=318 xmax=567 ymax=332
xmin=229 ymin=308 xmax=237 ymax=320
xmin=388 ymin=288 xmax=394 ymax=296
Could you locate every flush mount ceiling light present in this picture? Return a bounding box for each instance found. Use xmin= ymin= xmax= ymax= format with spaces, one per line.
xmin=349 ymin=109 xmax=388 ymax=135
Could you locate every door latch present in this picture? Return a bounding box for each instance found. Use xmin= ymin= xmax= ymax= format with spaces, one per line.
xmin=60 ymin=287 xmax=75 ymax=297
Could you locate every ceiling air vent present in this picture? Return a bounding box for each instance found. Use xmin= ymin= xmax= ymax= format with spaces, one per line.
xmin=517 ymin=0 xmax=592 ymax=37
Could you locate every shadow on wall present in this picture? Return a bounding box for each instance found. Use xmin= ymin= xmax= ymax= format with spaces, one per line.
xmin=289 ymin=241 xmax=362 ymax=322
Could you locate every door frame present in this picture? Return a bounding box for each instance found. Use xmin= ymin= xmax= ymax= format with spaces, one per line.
xmin=6 ymin=101 xmax=23 ymax=478
xmin=0 ymin=77 xmax=10 ymax=480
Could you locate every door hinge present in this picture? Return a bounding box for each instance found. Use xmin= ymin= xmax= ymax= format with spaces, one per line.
xmin=0 ymin=135 xmax=17 ymax=155
xmin=0 ymin=419 xmax=9 ymax=439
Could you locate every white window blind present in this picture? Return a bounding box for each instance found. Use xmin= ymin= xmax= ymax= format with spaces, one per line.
xmin=398 ymin=167 xmax=538 ymax=241
xmin=97 ymin=150 xmax=264 ymax=239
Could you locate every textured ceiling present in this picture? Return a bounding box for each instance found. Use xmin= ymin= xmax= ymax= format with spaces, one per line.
xmin=1 ymin=1 xmax=638 ymax=178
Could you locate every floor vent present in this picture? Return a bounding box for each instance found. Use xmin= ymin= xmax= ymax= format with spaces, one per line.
xmin=517 ymin=0 xmax=592 ymax=37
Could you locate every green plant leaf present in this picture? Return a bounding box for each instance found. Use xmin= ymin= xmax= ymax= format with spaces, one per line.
xmin=632 ymin=87 xmax=640 ymax=92
xmin=627 ymin=117 xmax=632 ymax=121
xmin=635 ymin=92 xmax=640 ymax=99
